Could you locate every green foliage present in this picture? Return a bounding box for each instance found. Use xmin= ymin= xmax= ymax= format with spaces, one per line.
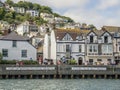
xmin=22 ymin=60 xmax=38 ymax=65
xmin=0 ymin=60 xmax=38 ymax=65
xmin=0 ymin=1 xmax=73 ymax=25
xmin=68 ymin=59 xmax=77 ymax=65
xmin=0 ymin=8 xmax=6 ymax=20
xmin=5 ymin=0 xmax=14 ymax=6
xmin=0 ymin=60 xmax=16 ymax=64
xmin=0 ymin=53 xmax=3 ymax=60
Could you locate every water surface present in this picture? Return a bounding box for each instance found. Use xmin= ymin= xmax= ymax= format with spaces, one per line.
xmin=0 ymin=79 xmax=120 ymax=90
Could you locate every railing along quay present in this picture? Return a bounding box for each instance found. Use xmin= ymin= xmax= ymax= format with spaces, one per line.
xmin=0 ymin=64 xmax=120 ymax=79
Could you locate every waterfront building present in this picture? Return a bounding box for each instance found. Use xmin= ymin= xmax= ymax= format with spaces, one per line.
xmin=0 ymin=31 xmax=37 ymax=60
xmin=43 ymin=29 xmax=89 ymax=65
xmin=102 ymin=26 xmax=120 ymax=64
xmin=86 ymin=30 xmax=113 ymax=65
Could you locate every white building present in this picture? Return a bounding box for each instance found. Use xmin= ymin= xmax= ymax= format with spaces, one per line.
xmin=86 ymin=30 xmax=113 ymax=65
xmin=16 ymin=21 xmax=39 ymax=37
xmin=10 ymin=7 xmax=25 ymax=14
xmin=26 ymin=10 xmax=39 ymax=17
xmin=0 ymin=32 xmax=37 ymax=60
xmin=43 ymin=29 xmax=86 ymax=65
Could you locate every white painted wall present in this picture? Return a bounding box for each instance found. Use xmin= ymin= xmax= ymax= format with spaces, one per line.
xmin=50 ymin=30 xmax=57 ymax=64
xmin=0 ymin=40 xmax=37 ymax=60
xmin=43 ymin=34 xmax=50 ymax=60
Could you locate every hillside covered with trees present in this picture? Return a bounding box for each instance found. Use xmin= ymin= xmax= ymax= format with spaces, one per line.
xmin=0 ymin=0 xmax=74 ymax=25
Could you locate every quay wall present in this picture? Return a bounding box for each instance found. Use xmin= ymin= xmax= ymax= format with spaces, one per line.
xmin=0 ymin=65 xmax=120 ymax=79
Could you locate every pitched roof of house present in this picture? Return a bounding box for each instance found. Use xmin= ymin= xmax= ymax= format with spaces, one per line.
xmin=102 ymin=26 xmax=120 ymax=33
xmin=0 ymin=31 xmax=29 ymax=41
xmin=54 ymin=29 xmax=90 ymax=40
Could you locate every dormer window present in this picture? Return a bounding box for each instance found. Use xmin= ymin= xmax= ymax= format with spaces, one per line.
xmin=104 ymin=36 xmax=108 ymax=43
xmin=90 ymin=35 xmax=93 ymax=43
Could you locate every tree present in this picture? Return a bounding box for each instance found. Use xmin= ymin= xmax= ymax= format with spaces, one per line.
xmin=5 ymin=0 xmax=14 ymax=6
xmin=0 ymin=8 xmax=5 ymax=20
xmin=41 ymin=6 xmax=53 ymax=14
xmin=88 ymin=24 xmax=97 ymax=30
xmin=33 ymin=3 xmax=41 ymax=10
xmin=0 ymin=53 xmax=3 ymax=60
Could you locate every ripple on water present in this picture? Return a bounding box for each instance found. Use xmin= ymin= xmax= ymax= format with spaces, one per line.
xmin=0 ymin=79 xmax=120 ymax=90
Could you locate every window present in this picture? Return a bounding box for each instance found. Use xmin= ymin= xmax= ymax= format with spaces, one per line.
xmin=89 ymin=59 xmax=93 ymax=65
xmin=12 ymin=41 xmax=17 ymax=47
xmin=93 ymin=46 xmax=97 ymax=52
xmin=89 ymin=45 xmax=92 ymax=52
xmin=104 ymin=36 xmax=108 ymax=43
xmin=97 ymin=59 xmax=102 ymax=61
xmin=90 ymin=35 xmax=93 ymax=43
xmin=66 ymin=45 xmax=70 ymax=52
xmin=119 ymin=47 xmax=120 ymax=51
xmin=79 ymin=45 xmax=82 ymax=52
xmin=2 ymin=49 xmax=8 ymax=57
xmin=21 ymin=50 xmax=27 ymax=57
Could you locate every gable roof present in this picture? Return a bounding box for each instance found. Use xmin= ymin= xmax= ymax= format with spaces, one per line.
xmin=102 ymin=26 xmax=120 ymax=33
xmin=54 ymin=29 xmax=90 ymax=40
xmin=0 ymin=31 xmax=29 ymax=41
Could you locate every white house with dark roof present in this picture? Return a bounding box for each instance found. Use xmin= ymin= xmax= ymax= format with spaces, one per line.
xmin=43 ymin=29 xmax=86 ymax=65
xmin=0 ymin=32 xmax=37 ymax=60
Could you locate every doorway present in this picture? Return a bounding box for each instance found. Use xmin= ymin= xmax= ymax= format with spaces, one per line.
xmin=78 ymin=57 xmax=83 ymax=65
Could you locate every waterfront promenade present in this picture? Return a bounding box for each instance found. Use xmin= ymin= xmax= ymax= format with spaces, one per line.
xmin=0 ymin=65 xmax=120 ymax=79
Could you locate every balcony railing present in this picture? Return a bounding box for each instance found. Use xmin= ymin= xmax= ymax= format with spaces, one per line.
xmin=88 ymin=53 xmax=113 ymax=56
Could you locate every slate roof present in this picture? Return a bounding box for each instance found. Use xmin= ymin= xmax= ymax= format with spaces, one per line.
xmin=102 ymin=26 xmax=120 ymax=33
xmin=0 ymin=31 xmax=29 ymax=41
xmin=54 ymin=28 xmax=112 ymax=40
xmin=54 ymin=29 xmax=90 ymax=40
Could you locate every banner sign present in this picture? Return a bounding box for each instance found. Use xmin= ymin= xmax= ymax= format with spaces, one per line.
xmin=6 ymin=67 xmax=55 ymax=70
xmin=71 ymin=67 xmax=107 ymax=70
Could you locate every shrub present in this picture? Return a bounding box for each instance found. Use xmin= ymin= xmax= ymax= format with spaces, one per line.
xmin=68 ymin=59 xmax=77 ymax=65
xmin=22 ymin=60 xmax=38 ymax=65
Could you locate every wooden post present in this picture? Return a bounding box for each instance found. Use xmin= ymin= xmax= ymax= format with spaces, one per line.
xmin=30 ymin=75 xmax=33 ymax=79
xmin=104 ymin=74 xmax=107 ymax=79
xmin=93 ymin=75 xmax=96 ymax=79
xmin=42 ymin=75 xmax=45 ymax=79
xmin=71 ymin=75 xmax=73 ymax=79
xmin=115 ymin=74 xmax=118 ymax=79
xmin=82 ymin=75 xmax=85 ymax=79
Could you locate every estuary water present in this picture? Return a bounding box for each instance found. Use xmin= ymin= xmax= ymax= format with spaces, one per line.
xmin=0 ymin=79 xmax=120 ymax=90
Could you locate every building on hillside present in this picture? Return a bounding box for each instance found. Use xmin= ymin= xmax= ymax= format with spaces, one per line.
xmin=26 ymin=10 xmax=39 ymax=17
xmin=0 ymin=21 xmax=10 ymax=30
xmin=40 ymin=13 xmax=54 ymax=23
xmin=10 ymin=7 xmax=25 ymax=14
xmin=0 ymin=31 xmax=37 ymax=60
xmin=16 ymin=21 xmax=39 ymax=37
xmin=43 ymin=29 xmax=88 ymax=65
xmin=86 ymin=30 xmax=113 ymax=65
